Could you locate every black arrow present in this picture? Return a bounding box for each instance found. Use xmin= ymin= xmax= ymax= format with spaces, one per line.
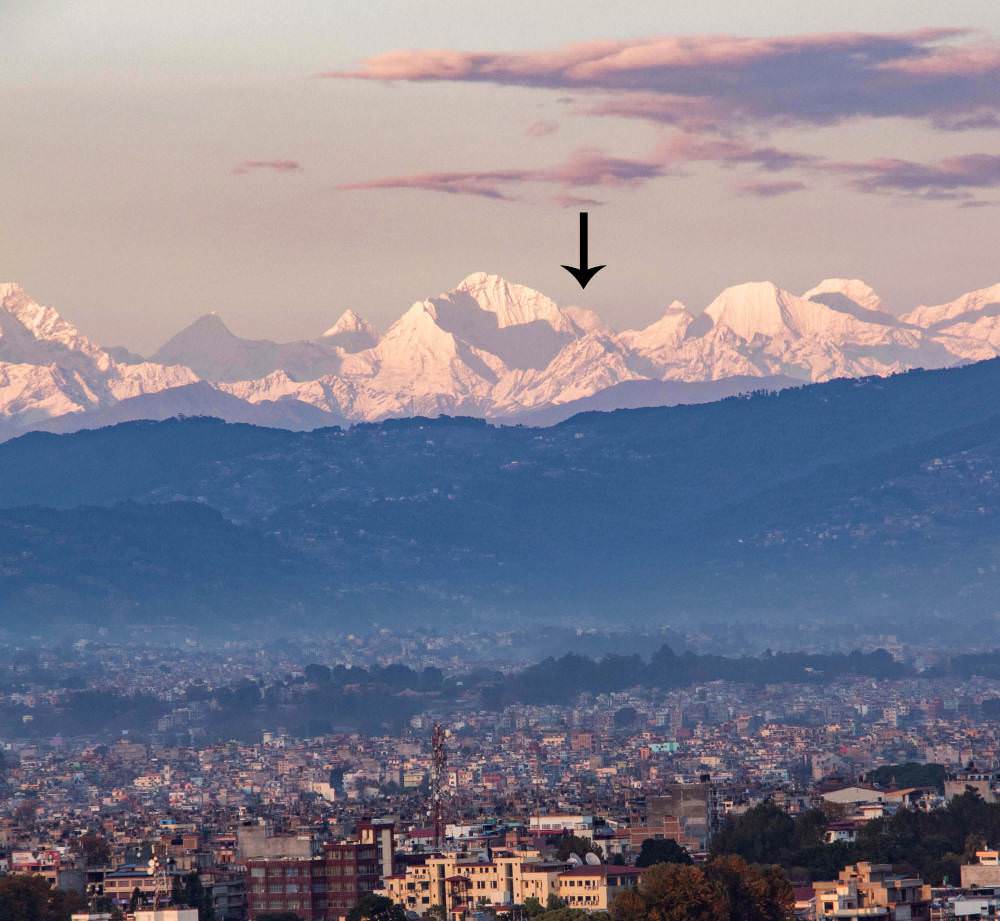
xmin=561 ymin=211 xmax=605 ymax=289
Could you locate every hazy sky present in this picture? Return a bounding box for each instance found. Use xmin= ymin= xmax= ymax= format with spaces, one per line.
xmin=3 ymin=1 xmax=1000 ymax=353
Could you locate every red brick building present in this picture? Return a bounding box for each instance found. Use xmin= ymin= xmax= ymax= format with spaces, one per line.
xmin=246 ymin=840 xmax=380 ymax=920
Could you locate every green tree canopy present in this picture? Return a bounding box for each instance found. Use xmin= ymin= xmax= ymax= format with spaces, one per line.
xmin=635 ymin=838 xmax=692 ymax=867
xmin=0 ymin=875 xmax=86 ymax=921
xmin=554 ymin=834 xmax=602 ymax=862
xmin=347 ymin=893 xmax=406 ymax=921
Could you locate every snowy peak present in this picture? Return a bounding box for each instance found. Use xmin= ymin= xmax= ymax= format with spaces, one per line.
xmin=322 ymin=309 xmax=376 ymax=340
xmin=803 ymin=278 xmax=886 ymax=314
xmin=703 ymin=281 xmax=901 ymax=344
xmin=704 ymin=282 xmax=804 ymax=341
xmin=0 ymin=282 xmax=103 ymax=361
xmin=564 ymin=305 xmax=610 ymax=336
xmin=321 ymin=309 xmax=377 ymax=352
xmin=6 ymin=272 xmax=1000 ymax=438
xmin=0 ymin=284 xmax=198 ymax=427
xmin=621 ymin=300 xmax=694 ymax=352
xmin=452 ymin=272 xmax=575 ymax=334
xmin=903 ymin=283 xmax=1000 ymax=329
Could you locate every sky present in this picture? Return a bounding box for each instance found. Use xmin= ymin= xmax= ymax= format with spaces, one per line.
xmin=2 ymin=0 xmax=1000 ymax=353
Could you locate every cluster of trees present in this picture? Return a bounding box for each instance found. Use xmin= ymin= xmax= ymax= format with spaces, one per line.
xmin=635 ymin=838 xmax=693 ymax=867
xmin=711 ymin=803 xmax=850 ymax=882
xmin=864 ymin=762 xmax=946 ymax=792
xmin=346 ymin=893 xmax=407 ymax=921
xmin=611 ymin=858 xmax=792 ymax=921
xmin=0 ymin=875 xmax=85 ymax=921
xmin=0 ymin=689 xmax=167 ymax=740
xmin=712 ymin=792 xmax=1000 ymax=884
xmin=149 ymin=645 xmax=916 ymax=742
xmin=926 ymin=651 xmax=1000 ymax=680
xmin=192 ymin=663 xmax=446 ymax=740
xmin=553 ymin=834 xmax=604 ymax=863
xmin=481 ymin=645 xmax=910 ymax=708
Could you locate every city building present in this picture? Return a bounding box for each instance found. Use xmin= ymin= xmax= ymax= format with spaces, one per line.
xmin=813 ymin=862 xmax=931 ymax=921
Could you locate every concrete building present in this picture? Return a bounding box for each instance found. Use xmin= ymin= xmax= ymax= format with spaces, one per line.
xmin=237 ymin=821 xmax=316 ymax=859
xmin=946 ymin=766 xmax=1000 ymax=803
xmin=630 ymin=782 xmax=717 ymax=851
xmin=380 ymin=849 xmax=642 ymax=918
xmin=245 ymin=839 xmax=380 ymax=921
xmin=960 ymin=849 xmax=1000 ymax=888
xmin=556 ymin=866 xmax=645 ymax=911
xmin=813 ymin=862 xmax=931 ymax=921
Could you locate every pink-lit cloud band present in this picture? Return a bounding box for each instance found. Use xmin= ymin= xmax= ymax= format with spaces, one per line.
xmin=323 ymin=29 xmax=1000 ymax=207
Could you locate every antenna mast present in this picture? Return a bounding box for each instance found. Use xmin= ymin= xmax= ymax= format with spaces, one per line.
xmin=430 ymin=722 xmax=447 ymax=849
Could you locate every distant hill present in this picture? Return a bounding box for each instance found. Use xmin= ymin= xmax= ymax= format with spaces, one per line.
xmin=4 ymin=358 xmax=1000 ymax=636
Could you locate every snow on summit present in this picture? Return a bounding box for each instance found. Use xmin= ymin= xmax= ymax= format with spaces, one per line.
xmin=1 ymin=273 xmax=1000 ymax=435
xmin=803 ymin=278 xmax=887 ymax=314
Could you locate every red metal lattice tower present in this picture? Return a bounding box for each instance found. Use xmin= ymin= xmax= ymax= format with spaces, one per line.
xmin=430 ymin=722 xmax=447 ymax=849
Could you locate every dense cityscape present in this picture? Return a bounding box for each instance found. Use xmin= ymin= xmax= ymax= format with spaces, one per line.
xmin=4 ymin=632 xmax=1000 ymax=920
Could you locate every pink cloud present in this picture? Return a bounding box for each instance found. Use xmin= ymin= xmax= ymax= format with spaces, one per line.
xmin=337 ymin=168 xmax=529 ymax=200
xmin=735 ymin=180 xmax=807 ymax=198
xmin=233 ymin=160 xmax=302 ymax=175
xmin=552 ymin=193 xmax=606 ymax=208
xmin=320 ymin=29 xmax=1000 ymax=131
xmin=844 ymin=153 xmax=1000 ymax=199
xmin=336 ymin=135 xmax=813 ymax=202
xmin=656 ymin=134 xmax=817 ymax=170
xmin=541 ymin=148 xmax=667 ymax=186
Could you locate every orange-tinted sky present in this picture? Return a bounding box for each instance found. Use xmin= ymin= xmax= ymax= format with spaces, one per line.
xmin=3 ymin=0 xmax=999 ymax=352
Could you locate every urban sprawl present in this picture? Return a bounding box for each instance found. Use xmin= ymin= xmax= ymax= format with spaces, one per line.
xmin=4 ymin=636 xmax=1000 ymax=921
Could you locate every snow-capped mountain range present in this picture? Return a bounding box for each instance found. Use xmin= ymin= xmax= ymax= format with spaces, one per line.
xmin=2 ymin=273 xmax=999 ymax=438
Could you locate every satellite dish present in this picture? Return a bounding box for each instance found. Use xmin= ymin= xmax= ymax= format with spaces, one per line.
xmin=567 ymin=853 xmax=583 ymax=866
xmin=585 ymin=852 xmax=601 ymax=866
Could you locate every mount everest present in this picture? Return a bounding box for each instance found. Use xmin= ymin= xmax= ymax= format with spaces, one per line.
xmin=1 ymin=273 xmax=999 ymax=439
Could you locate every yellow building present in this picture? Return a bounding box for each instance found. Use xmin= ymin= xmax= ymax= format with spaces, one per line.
xmin=380 ymin=849 xmax=642 ymax=918
xmin=556 ymin=867 xmax=646 ymax=912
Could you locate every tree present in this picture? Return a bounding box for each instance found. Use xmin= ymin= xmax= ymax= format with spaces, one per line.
xmin=625 ymin=863 xmax=724 ymax=921
xmin=610 ymin=858 xmax=793 ymax=921
xmin=635 ymin=838 xmax=692 ymax=867
xmin=865 ymin=762 xmax=946 ymax=793
xmin=555 ymin=834 xmax=602 ymax=862
xmin=711 ymin=803 xmax=796 ymax=865
xmin=347 ymin=893 xmax=406 ymax=921
xmin=257 ymin=913 xmax=303 ymax=921
xmin=0 ymin=875 xmax=86 ymax=921
xmin=608 ymin=889 xmax=647 ymax=921
xmin=176 ymin=871 xmax=215 ymax=921
xmin=613 ymin=707 xmax=639 ymax=730
xmin=304 ymin=663 xmax=331 ymax=684
xmin=72 ymin=832 xmax=112 ymax=867
xmin=704 ymin=855 xmax=793 ymax=921
xmin=546 ymin=895 xmax=568 ymax=911
xmin=14 ymin=799 xmax=38 ymax=827
xmin=523 ymin=897 xmax=545 ymax=917
xmin=533 ymin=909 xmax=603 ymax=921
